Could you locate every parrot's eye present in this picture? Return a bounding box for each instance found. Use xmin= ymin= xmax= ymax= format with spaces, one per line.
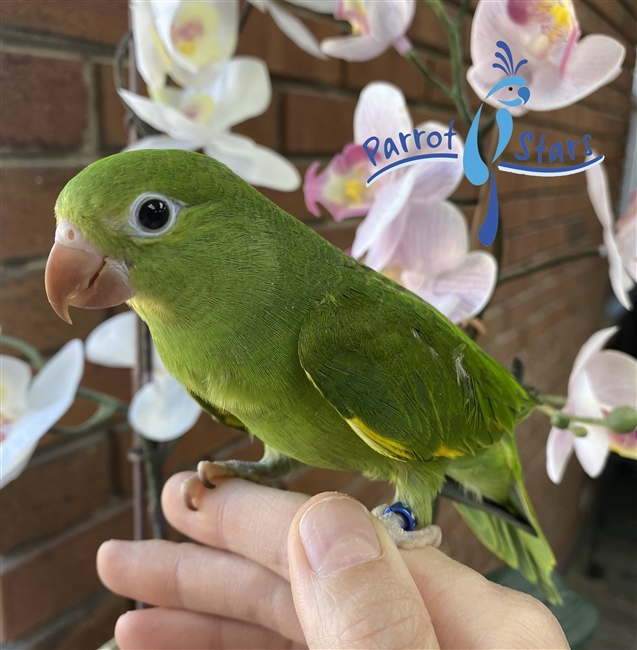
xmin=130 ymin=192 xmax=181 ymax=238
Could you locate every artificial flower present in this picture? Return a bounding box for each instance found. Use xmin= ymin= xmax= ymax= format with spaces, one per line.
xmin=119 ymin=57 xmax=300 ymax=191
xmin=467 ymin=0 xmax=625 ymax=115
xmin=86 ymin=312 xmax=201 ymax=442
xmin=1 ymin=340 xmax=84 ymax=489
xmin=585 ymin=160 xmax=636 ymax=310
xmin=320 ymin=0 xmax=415 ymax=61
xmin=131 ymin=0 xmax=240 ymax=90
xmin=546 ymin=327 xmax=637 ymax=483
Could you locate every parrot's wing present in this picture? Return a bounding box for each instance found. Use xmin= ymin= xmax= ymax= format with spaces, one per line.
xmin=298 ymin=281 xmax=527 ymax=462
xmin=187 ymin=390 xmax=251 ymax=433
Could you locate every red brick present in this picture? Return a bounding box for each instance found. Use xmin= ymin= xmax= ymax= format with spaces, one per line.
xmin=259 ymin=163 xmax=316 ymax=222
xmin=0 ymin=271 xmax=106 ymax=351
xmin=282 ymin=92 xmax=356 ymax=154
xmin=236 ymin=9 xmax=342 ymax=84
xmin=1 ymin=0 xmax=129 ymax=46
xmin=345 ymin=47 xmax=426 ymax=101
xmin=0 ymin=438 xmax=110 ymax=554
xmin=232 ymin=95 xmax=278 ymax=150
xmin=97 ymin=65 xmax=127 ymax=151
xmin=0 ymin=168 xmax=81 ymax=260
xmin=0 ymin=504 xmax=132 ymax=641
xmin=0 ymin=53 xmax=86 ymax=149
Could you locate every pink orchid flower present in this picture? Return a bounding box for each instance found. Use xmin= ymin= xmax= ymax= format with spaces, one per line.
xmin=467 ymin=0 xmax=625 ymax=115
xmin=320 ymin=0 xmax=414 ymax=61
xmin=586 ymin=160 xmax=636 ymax=310
xmin=546 ymin=327 xmax=637 ymax=483
xmin=303 ymin=82 xmax=497 ymax=323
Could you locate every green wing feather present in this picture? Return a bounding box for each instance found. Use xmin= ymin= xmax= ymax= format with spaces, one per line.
xmin=299 ymin=275 xmax=529 ymax=461
xmin=187 ymin=390 xmax=250 ymax=433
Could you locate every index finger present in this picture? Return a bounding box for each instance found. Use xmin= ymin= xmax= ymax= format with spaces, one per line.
xmin=162 ymin=473 xmax=308 ymax=579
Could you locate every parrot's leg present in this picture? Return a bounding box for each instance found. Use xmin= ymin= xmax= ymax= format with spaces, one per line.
xmin=182 ymin=446 xmax=304 ymax=510
xmin=371 ymin=504 xmax=442 ymax=549
xmin=370 ymin=459 xmax=447 ymax=549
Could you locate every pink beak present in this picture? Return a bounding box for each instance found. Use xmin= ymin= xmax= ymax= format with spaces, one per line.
xmin=45 ymin=221 xmax=135 ymax=323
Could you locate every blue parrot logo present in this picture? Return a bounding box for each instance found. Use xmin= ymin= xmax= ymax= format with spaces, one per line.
xmin=464 ymin=41 xmax=530 ymax=246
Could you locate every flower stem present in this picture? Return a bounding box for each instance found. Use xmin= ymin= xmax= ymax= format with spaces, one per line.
xmin=536 ymin=403 xmax=607 ymax=428
xmin=425 ymin=0 xmax=474 ymax=127
xmin=405 ymin=50 xmax=452 ymax=97
xmin=0 ymin=335 xmax=46 ymax=369
xmin=498 ymin=247 xmax=600 ymax=285
xmin=538 ymin=394 xmax=568 ymax=408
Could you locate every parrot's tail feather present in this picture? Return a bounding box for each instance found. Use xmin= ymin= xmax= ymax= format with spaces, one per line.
xmin=454 ymin=480 xmax=563 ymax=605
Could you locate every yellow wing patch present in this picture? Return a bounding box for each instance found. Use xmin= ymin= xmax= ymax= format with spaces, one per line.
xmin=346 ymin=417 xmax=412 ymax=461
xmin=433 ymin=445 xmax=465 ymax=459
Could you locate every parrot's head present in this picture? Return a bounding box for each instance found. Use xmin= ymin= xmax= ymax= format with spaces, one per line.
xmin=45 ymin=149 xmax=242 ymax=323
xmin=485 ymin=75 xmax=530 ymax=107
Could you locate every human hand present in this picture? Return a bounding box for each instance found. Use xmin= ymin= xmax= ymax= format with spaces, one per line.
xmin=97 ymin=474 xmax=568 ymax=649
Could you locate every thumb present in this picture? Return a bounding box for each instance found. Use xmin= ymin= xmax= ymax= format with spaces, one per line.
xmin=287 ymin=493 xmax=439 ymax=650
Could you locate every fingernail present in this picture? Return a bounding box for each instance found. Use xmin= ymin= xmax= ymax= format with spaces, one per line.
xmin=299 ymin=496 xmax=382 ymax=575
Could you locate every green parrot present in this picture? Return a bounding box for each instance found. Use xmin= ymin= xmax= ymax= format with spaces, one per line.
xmin=45 ymin=149 xmax=561 ymax=604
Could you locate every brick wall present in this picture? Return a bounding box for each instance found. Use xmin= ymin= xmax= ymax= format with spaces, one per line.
xmin=1 ymin=1 xmax=635 ymax=646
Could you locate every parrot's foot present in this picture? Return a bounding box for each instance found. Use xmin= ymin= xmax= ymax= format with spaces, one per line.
xmin=372 ymin=503 xmax=442 ymax=550
xmin=182 ymin=456 xmax=303 ymax=511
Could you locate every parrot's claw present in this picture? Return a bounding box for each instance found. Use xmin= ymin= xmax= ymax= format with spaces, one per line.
xmin=182 ymin=459 xmax=288 ymax=511
xmin=372 ymin=504 xmax=442 ymax=550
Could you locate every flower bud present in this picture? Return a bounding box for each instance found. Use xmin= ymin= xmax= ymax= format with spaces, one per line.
xmin=571 ymin=425 xmax=588 ymax=438
xmin=551 ymin=411 xmax=571 ymax=429
xmin=605 ymin=407 xmax=637 ymax=434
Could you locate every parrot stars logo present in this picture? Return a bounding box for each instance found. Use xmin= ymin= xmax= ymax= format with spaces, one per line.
xmin=464 ymin=41 xmax=604 ymax=247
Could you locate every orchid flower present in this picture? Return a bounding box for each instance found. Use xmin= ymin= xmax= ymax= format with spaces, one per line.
xmin=131 ymin=0 xmax=240 ymax=90
xmin=585 ymin=160 xmax=636 ymax=310
xmin=467 ymin=0 xmax=626 ymax=115
xmin=1 ymin=340 xmax=84 ymax=489
xmin=320 ymin=0 xmax=415 ymax=61
xmin=304 ymin=82 xmax=497 ymax=323
xmin=251 ymin=0 xmax=337 ymax=60
xmin=119 ymin=57 xmax=300 ymax=191
xmin=546 ymin=327 xmax=637 ymax=483
xmin=86 ymin=312 xmax=201 ymax=442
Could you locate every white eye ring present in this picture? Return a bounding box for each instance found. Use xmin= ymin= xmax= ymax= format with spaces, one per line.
xmin=129 ymin=192 xmax=182 ymax=238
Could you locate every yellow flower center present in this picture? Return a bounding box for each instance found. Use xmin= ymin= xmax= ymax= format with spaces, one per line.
xmin=340 ymin=0 xmax=369 ymax=36
xmin=528 ymin=0 xmax=577 ymax=58
xmin=181 ymin=94 xmax=217 ymax=125
xmin=344 ymin=177 xmax=368 ymax=204
xmin=171 ymin=3 xmax=226 ymax=66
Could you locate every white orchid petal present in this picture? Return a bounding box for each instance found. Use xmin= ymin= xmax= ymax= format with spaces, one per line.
xmin=118 ymin=89 xmax=210 ymax=143
xmin=365 ymin=208 xmax=409 ymax=272
xmin=28 ymin=340 xmax=84 ymax=413
xmin=287 ymin=0 xmax=337 ymax=13
xmin=131 ymin=0 xmax=169 ymax=88
xmin=432 ymin=251 xmax=498 ymax=323
xmin=403 ymin=200 xmax=468 ymax=273
xmin=266 ymin=3 xmax=327 ymax=59
xmin=0 ymin=356 xmax=32 ymax=421
xmin=320 ymin=34 xmax=388 ymax=62
xmin=604 ymin=228 xmax=634 ymax=310
xmin=586 ymin=157 xmax=614 ymax=230
xmin=354 ymin=82 xmax=413 ymax=147
xmin=205 ymin=132 xmax=301 ymax=191
xmin=366 ymin=0 xmax=415 ymax=44
xmin=129 ymin=378 xmax=201 ymax=441
xmin=586 ymin=351 xmax=637 ymax=410
xmin=546 ymin=426 xmax=575 ymax=484
xmin=1 ymin=341 xmax=84 ymax=484
xmin=85 ymin=312 xmax=137 ymax=368
xmin=569 ymin=327 xmax=618 ymax=390
xmin=206 ymin=57 xmax=271 ymax=132
xmin=0 ymin=442 xmax=38 ymax=489
xmin=351 ymin=168 xmax=417 ymax=258
xmin=573 ymin=425 xmax=610 ymax=478
xmin=408 ymin=121 xmax=465 ymax=203
xmin=123 ymin=135 xmax=201 ymax=153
